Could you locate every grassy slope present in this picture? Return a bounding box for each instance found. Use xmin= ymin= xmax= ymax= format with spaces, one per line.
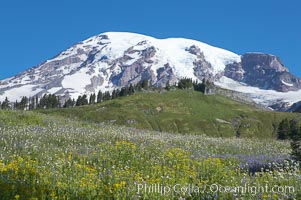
xmin=0 ymin=109 xmax=47 ymax=127
xmin=0 ymin=108 xmax=94 ymax=129
xmin=37 ymin=89 xmax=301 ymax=138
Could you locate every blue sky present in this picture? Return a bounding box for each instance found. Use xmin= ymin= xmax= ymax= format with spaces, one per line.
xmin=0 ymin=0 xmax=300 ymax=79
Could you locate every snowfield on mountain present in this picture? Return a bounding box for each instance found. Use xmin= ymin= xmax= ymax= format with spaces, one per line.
xmin=1 ymin=32 xmax=301 ymax=111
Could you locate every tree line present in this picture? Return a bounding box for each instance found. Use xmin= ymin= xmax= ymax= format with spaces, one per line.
xmin=0 ymin=78 xmax=212 ymax=111
xmin=176 ymin=77 xmax=213 ymax=93
xmin=0 ymin=82 xmax=147 ymax=110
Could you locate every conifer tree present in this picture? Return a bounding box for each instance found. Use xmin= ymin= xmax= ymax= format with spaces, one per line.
xmin=89 ymin=93 xmax=96 ymax=104
xmin=120 ymin=87 xmax=127 ymax=97
xmin=76 ymin=95 xmax=82 ymax=106
xmin=115 ymin=89 xmax=120 ymax=97
xmin=76 ymin=95 xmax=88 ymax=106
xmin=82 ymin=94 xmax=89 ymax=105
xmin=29 ymin=97 xmax=35 ymax=110
xmin=35 ymin=96 xmax=39 ymax=109
xmin=277 ymin=118 xmax=290 ymax=140
xmin=111 ymin=89 xmax=117 ymax=99
xmin=177 ymin=77 xmax=193 ymax=89
xmin=129 ymin=84 xmax=135 ymax=95
xmin=17 ymin=96 xmax=29 ymax=110
xmin=281 ymin=119 xmax=301 ymax=161
xmin=97 ymin=90 xmax=103 ymax=103
xmin=1 ymin=97 xmax=10 ymax=110
xmin=290 ymin=120 xmax=299 ymax=140
xmin=64 ymin=98 xmax=74 ymax=108
xmin=142 ymin=79 xmax=149 ymax=90
xmin=103 ymin=91 xmax=111 ymax=101
xmin=291 ymin=140 xmax=301 ymax=161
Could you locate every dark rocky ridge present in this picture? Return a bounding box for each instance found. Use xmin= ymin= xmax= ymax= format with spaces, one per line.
xmin=225 ymin=53 xmax=301 ymax=92
xmin=186 ymin=45 xmax=217 ymax=82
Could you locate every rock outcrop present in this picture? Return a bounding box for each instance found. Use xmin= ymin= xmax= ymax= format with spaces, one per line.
xmin=225 ymin=53 xmax=301 ymax=92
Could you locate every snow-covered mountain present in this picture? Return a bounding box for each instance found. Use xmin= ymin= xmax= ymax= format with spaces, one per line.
xmin=0 ymin=32 xmax=301 ymax=111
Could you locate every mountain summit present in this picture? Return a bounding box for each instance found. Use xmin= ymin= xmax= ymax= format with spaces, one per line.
xmin=1 ymin=32 xmax=301 ymax=110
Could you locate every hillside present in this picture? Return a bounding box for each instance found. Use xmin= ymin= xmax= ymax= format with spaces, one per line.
xmin=2 ymin=107 xmax=299 ymax=199
xmin=37 ymin=89 xmax=300 ymax=138
xmin=1 ymin=90 xmax=301 ymax=199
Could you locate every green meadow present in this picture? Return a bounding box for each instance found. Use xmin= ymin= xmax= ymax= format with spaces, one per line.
xmin=1 ymin=90 xmax=301 ymax=199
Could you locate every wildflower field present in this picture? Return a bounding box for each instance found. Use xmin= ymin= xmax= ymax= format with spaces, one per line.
xmin=0 ymin=111 xmax=301 ymax=199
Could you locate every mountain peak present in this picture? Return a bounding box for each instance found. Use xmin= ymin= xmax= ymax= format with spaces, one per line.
xmin=242 ymin=52 xmax=288 ymax=72
xmin=0 ymin=32 xmax=300 ymax=111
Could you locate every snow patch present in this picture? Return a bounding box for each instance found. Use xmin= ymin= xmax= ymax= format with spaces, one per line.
xmin=124 ymin=52 xmax=141 ymax=65
xmin=216 ymin=76 xmax=301 ymax=107
xmin=0 ymin=84 xmax=43 ymax=102
xmin=47 ymin=87 xmax=62 ymax=94
xmin=281 ymin=80 xmax=293 ymax=87
xmin=62 ymin=68 xmax=93 ymax=96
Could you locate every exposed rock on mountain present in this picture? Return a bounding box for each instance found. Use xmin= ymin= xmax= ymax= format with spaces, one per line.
xmin=1 ymin=32 xmax=301 ymax=111
xmin=0 ymin=32 xmax=239 ymax=101
xmin=225 ymin=53 xmax=301 ymax=92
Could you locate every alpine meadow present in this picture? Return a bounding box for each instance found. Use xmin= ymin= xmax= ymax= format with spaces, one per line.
xmin=1 ymin=25 xmax=301 ymax=199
